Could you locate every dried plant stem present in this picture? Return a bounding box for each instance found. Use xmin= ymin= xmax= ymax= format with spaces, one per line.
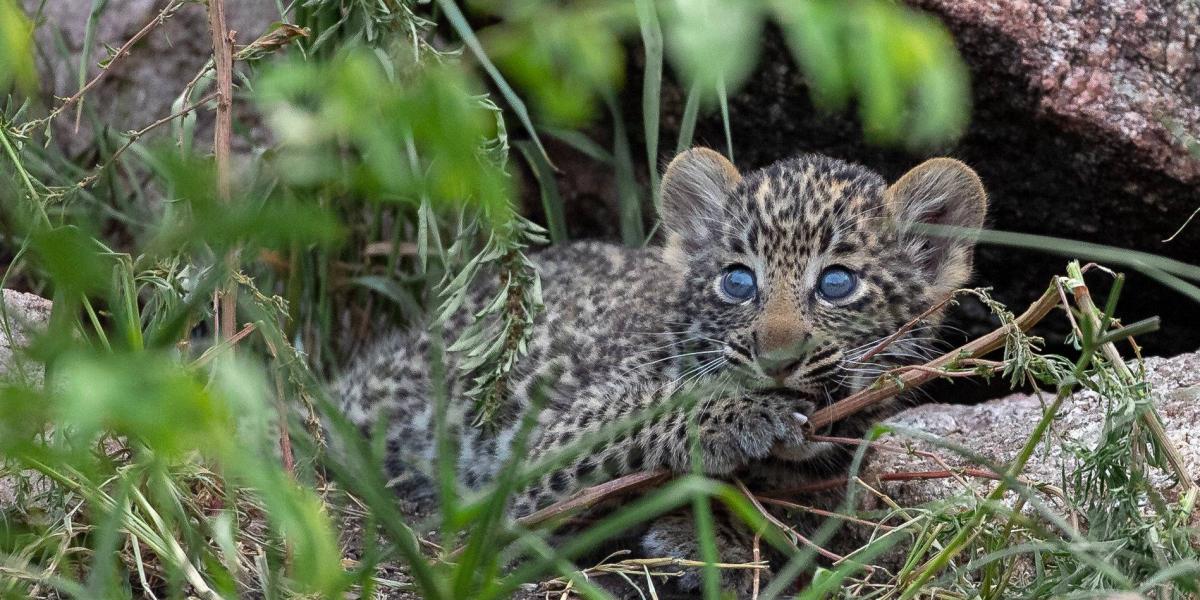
xmin=805 ymin=284 xmax=1061 ymax=431
xmin=540 ymin=554 xmax=766 ymax=590
xmin=78 ymin=91 xmax=219 ymax=188
xmin=768 ymin=468 xmax=1014 ymax=496
xmin=273 ymin=367 xmax=296 ymax=474
xmin=751 ymin=532 xmax=762 ymax=599
xmin=1067 ymin=270 xmax=1194 ymax=492
xmin=516 ymin=470 xmax=671 ymax=529
xmin=857 ymin=292 xmax=957 ymax=364
xmin=261 ymin=335 xmax=296 ymax=475
xmin=753 ymin=496 xmax=894 ymax=531
xmin=735 ymin=478 xmax=846 ymax=562
xmin=190 ymin=322 xmax=255 ymax=369
xmin=207 ymin=0 xmax=237 ymax=344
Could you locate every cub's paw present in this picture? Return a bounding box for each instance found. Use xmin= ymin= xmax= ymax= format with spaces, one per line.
xmin=698 ymin=390 xmax=815 ymax=474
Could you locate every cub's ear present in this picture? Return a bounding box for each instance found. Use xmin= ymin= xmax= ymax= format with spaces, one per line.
xmin=659 ymin=147 xmax=741 ymax=242
xmin=886 ymin=158 xmax=988 ymax=294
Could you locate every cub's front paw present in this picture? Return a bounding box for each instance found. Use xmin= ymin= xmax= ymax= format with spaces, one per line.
xmin=698 ymin=390 xmax=815 ymax=474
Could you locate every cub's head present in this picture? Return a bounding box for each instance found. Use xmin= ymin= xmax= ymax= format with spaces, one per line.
xmin=659 ymin=147 xmax=987 ymax=397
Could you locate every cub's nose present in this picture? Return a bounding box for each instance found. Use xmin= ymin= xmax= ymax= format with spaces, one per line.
xmin=755 ymin=296 xmax=812 ymax=379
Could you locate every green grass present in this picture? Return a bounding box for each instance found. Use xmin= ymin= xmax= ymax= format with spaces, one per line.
xmin=2 ymin=0 xmax=1199 ymax=598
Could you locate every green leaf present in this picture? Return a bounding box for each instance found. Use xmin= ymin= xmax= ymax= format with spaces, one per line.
xmin=30 ymin=226 xmax=112 ymax=296
xmin=515 ymin=140 xmax=567 ymax=244
xmin=0 ymin=0 xmax=36 ymax=93
xmin=663 ymin=0 xmax=762 ymax=93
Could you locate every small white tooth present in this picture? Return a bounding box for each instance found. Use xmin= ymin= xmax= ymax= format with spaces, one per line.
xmin=792 ymin=412 xmax=808 ymax=425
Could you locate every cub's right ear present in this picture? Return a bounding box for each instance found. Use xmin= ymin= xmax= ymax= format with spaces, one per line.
xmin=659 ymin=147 xmax=741 ymax=242
xmin=886 ymin=158 xmax=988 ymax=296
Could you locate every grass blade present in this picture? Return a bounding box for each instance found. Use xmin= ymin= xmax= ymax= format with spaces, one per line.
xmin=635 ymin=0 xmax=663 ymax=210
xmin=674 ymin=81 xmax=702 ymax=155
xmin=605 ymin=90 xmax=645 ymax=246
xmin=76 ymin=0 xmax=110 ymax=129
xmin=542 ymin=126 xmax=614 ymax=163
xmin=717 ymin=77 xmax=733 ymax=162
xmin=689 ymin=412 xmax=721 ymax=599
xmin=516 ymin=140 xmax=567 ymax=244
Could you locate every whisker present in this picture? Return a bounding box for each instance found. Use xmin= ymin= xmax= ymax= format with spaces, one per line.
xmin=639 ymin=336 xmax=706 ymax=353
xmin=623 ymin=349 xmax=726 ymax=378
xmin=660 ymin=356 xmax=726 ymax=394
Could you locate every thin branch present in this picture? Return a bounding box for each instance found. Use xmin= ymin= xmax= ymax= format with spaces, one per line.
xmin=805 ymin=283 xmax=1062 ymax=431
xmin=78 ymin=91 xmax=219 ymax=188
xmin=516 ymin=470 xmax=671 ymax=529
xmin=857 ymin=292 xmax=958 ymax=364
xmin=14 ymin=0 xmax=186 ymax=137
xmin=883 ymin=364 xmax=999 ymax=379
xmin=735 ymin=478 xmax=846 ymax=562
xmin=263 ymin=335 xmax=296 ymax=475
xmin=765 ymin=468 xmax=1010 ymax=497
xmin=751 ymin=532 xmax=762 ymax=599
xmin=752 ymin=496 xmax=895 ymax=531
xmin=190 ymin=321 xmax=255 ymax=369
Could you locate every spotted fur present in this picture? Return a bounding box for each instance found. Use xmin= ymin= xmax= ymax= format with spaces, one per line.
xmin=336 ymin=148 xmax=988 ymax=593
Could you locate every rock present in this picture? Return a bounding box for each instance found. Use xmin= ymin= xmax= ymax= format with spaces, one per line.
xmin=22 ymin=0 xmax=280 ymax=158
xmin=914 ymin=0 xmax=1200 ymax=184
xmin=0 ymin=289 xmax=52 ymax=506
xmin=832 ymin=350 xmax=1200 ymax=568
xmin=0 ymin=289 xmax=52 ymax=386
xmin=870 ymin=351 xmax=1200 ymax=505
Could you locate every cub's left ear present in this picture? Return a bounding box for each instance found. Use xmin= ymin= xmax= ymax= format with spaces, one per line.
xmin=886 ymin=158 xmax=988 ymax=294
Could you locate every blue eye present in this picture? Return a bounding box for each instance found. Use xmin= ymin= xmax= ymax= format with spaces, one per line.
xmin=818 ymin=266 xmax=857 ymax=300
xmin=720 ymin=266 xmax=757 ymax=301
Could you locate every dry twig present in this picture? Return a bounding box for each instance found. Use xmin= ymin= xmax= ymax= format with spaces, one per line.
xmin=11 ymin=0 xmax=187 ymax=136
xmin=805 ymin=284 xmax=1061 ymax=431
xmin=78 ymin=92 xmax=219 ymax=188
xmin=206 ymin=0 xmax=238 ymax=345
xmin=516 ymin=470 xmax=671 ymax=529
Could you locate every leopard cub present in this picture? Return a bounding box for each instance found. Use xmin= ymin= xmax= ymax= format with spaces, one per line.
xmin=337 ymin=147 xmax=987 ymax=593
